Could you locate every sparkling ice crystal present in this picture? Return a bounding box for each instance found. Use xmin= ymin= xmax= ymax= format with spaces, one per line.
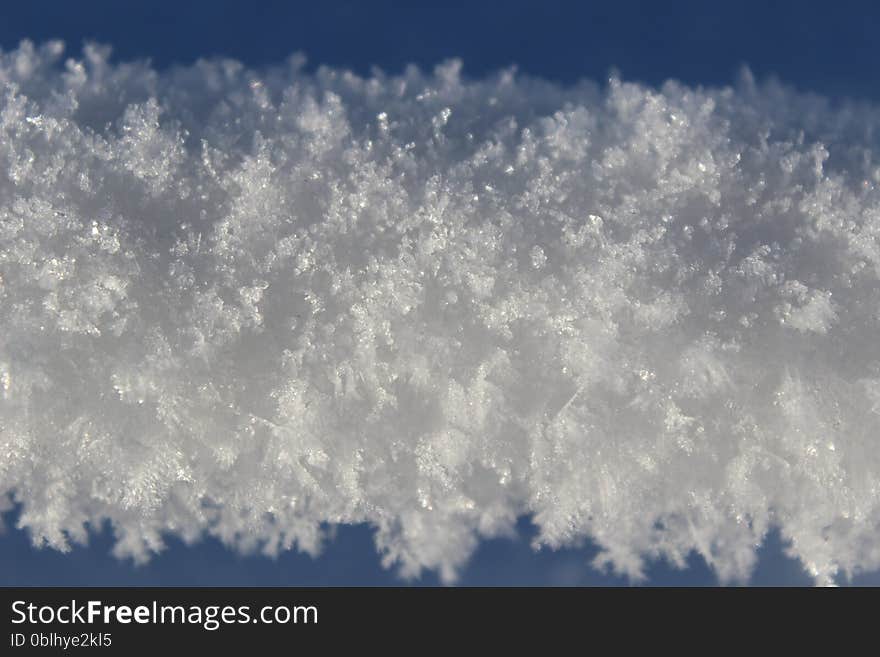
xmin=2 ymin=41 xmax=880 ymax=584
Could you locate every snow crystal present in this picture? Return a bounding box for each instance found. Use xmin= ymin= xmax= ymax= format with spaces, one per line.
xmin=2 ymin=40 xmax=880 ymax=585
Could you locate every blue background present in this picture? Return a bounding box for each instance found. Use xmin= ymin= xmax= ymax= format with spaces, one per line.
xmin=1 ymin=0 xmax=878 ymax=586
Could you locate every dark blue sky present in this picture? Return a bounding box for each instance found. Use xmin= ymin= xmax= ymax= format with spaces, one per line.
xmin=2 ymin=511 xmax=819 ymax=586
xmin=2 ymin=1 xmax=880 ymax=99
xmin=2 ymin=0 xmax=879 ymax=586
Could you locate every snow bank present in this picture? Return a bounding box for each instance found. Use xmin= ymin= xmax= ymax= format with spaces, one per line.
xmin=2 ymin=40 xmax=879 ymax=584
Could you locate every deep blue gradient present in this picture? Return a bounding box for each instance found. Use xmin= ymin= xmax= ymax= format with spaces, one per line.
xmin=1 ymin=509 xmax=823 ymax=586
xmin=2 ymin=0 xmax=878 ymax=586
xmin=2 ymin=1 xmax=880 ymax=99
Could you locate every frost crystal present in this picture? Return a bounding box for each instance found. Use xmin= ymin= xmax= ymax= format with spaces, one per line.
xmin=2 ymin=40 xmax=880 ymax=584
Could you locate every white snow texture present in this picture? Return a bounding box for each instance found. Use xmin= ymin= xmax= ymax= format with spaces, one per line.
xmin=2 ymin=40 xmax=879 ymax=585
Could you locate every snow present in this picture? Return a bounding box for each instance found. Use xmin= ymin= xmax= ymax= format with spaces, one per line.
xmin=2 ymin=40 xmax=880 ymax=584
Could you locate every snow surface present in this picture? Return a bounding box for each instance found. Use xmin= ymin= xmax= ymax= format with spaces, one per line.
xmin=1 ymin=40 xmax=879 ymax=584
